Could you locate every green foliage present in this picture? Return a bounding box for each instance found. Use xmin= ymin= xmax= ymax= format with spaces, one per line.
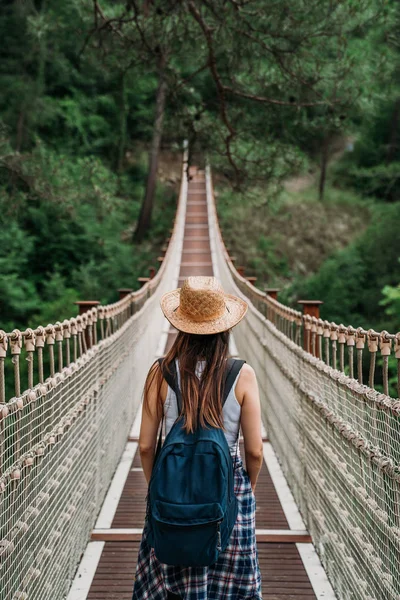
xmin=0 ymin=0 xmax=399 ymax=341
xmin=216 ymin=179 xmax=371 ymax=292
xmin=333 ymin=98 xmax=400 ymax=200
xmin=332 ymin=1 xmax=400 ymax=201
xmin=0 ymin=0 xmax=179 ymax=331
xmin=252 ymin=236 xmax=291 ymax=281
xmin=282 ymin=204 xmax=400 ymax=330
xmin=0 ymin=223 xmax=40 ymax=331
xmin=215 ymin=0 xmax=400 ymax=341
xmin=380 ymin=274 xmax=400 ymax=325
xmin=31 ymin=271 xmax=79 ymax=327
xmin=0 ymin=145 xmax=175 ymax=331
xmin=335 ymin=157 xmax=400 ymax=201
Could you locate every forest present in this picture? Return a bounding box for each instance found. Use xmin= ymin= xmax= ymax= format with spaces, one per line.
xmin=0 ymin=0 xmax=399 ymax=337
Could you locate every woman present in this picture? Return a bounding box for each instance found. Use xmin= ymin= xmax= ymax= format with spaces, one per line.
xmin=132 ymin=276 xmax=263 ymax=599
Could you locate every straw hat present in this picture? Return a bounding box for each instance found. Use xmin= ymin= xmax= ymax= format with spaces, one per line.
xmin=160 ymin=276 xmax=248 ymax=335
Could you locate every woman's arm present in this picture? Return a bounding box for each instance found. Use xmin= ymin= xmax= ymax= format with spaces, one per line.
xmin=139 ymin=362 xmax=167 ymax=483
xmin=238 ymin=364 xmax=263 ymax=492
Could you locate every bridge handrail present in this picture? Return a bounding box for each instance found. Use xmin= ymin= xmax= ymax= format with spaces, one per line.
xmin=207 ymin=164 xmax=400 ymax=600
xmin=0 ymin=151 xmax=188 ymax=600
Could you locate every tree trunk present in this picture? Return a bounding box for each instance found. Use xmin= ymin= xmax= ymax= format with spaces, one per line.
xmin=134 ymin=58 xmax=168 ymax=242
xmin=319 ymin=136 xmax=330 ymax=201
xmin=37 ymin=0 xmax=47 ymax=96
xmin=117 ymin=72 xmax=127 ymax=175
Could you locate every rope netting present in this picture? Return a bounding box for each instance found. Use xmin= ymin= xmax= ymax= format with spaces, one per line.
xmin=0 ymin=157 xmax=188 ymax=599
xmin=207 ymin=165 xmax=400 ymax=600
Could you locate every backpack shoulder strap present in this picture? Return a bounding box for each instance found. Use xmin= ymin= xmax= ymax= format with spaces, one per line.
xmin=222 ymin=358 xmax=246 ymax=407
xmin=154 ymin=357 xmax=181 ymax=462
xmin=157 ymin=356 xmax=246 ymax=413
xmin=157 ymin=357 xmax=183 ymax=414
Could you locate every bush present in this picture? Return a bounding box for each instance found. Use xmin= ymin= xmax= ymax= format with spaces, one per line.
xmin=282 ymin=203 xmax=400 ymax=331
xmin=0 ymin=144 xmax=176 ymax=330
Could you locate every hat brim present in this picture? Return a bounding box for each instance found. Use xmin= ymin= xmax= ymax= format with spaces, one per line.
xmin=160 ymin=288 xmax=248 ymax=335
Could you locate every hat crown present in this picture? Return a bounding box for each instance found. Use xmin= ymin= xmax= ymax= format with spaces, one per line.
xmin=160 ymin=275 xmax=248 ymax=335
xmin=180 ymin=276 xmax=226 ymax=323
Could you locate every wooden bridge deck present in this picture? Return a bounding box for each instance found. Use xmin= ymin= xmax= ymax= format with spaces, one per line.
xmin=71 ymin=169 xmax=332 ymax=600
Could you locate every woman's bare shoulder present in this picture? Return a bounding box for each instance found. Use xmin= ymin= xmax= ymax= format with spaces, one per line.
xmin=235 ymin=363 xmax=256 ymax=405
xmin=240 ymin=362 xmax=256 ymax=378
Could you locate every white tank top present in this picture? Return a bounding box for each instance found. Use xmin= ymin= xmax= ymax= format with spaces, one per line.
xmin=163 ymin=358 xmax=242 ymax=449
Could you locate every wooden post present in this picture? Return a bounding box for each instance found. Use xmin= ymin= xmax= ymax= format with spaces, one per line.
xmin=118 ymin=288 xmax=134 ymax=318
xmin=74 ymin=301 xmax=100 ymax=349
xmin=137 ymin=277 xmax=150 ymax=287
xmin=137 ymin=265 xmax=156 ymax=288
xmin=246 ymin=276 xmax=257 ymax=285
xmin=265 ymin=288 xmax=280 ymax=301
xmin=75 ymin=301 xmax=101 ymax=315
xmin=265 ymin=288 xmax=280 ymax=323
xmin=118 ymin=288 xmax=133 ymax=301
xmin=237 ymin=266 xmax=245 ymax=277
xmin=297 ymin=300 xmax=323 ymax=355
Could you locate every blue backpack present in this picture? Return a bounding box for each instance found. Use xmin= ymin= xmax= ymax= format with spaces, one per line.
xmin=145 ymin=357 xmax=246 ymax=567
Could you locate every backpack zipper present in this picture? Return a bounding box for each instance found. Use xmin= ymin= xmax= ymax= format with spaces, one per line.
xmin=216 ymin=520 xmax=222 ymax=551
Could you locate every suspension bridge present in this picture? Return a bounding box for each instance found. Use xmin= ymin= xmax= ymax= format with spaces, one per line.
xmin=0 ymin=154 xmax=399 ymax=600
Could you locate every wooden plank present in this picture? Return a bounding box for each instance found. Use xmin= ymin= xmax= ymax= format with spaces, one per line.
xmin=257 ymin=532 xmax=312 ymax=543
xmin=180 ymin=261 xmax=213 ymax=267
xmin=263 ymin=442 xmax=306 ymax=531
xmin=95 ymin=442 xmax=138 ymax=530
xmin=86 ymin=541 xmax=317 ymax=599
xmin=180 ymin=265 xmax=214 ymax=276
xmin=91 ymin=530 xmax=143 ymax=542
xmin=182 ymin=251 xmax=213 ymax=262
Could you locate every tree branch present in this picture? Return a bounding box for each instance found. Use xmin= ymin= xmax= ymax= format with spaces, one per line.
xmin=187 ymin=1 xmax=240 ymax=181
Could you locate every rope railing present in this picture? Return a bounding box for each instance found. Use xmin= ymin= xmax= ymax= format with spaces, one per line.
xmin=0 ymin=152 xmax=188 ymax=600
xmin=207 ymin=164 xmax=400 ymax=600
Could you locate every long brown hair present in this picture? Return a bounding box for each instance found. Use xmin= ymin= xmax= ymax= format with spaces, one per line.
xmin=143 ymin=329 xmax=231 ymax=433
